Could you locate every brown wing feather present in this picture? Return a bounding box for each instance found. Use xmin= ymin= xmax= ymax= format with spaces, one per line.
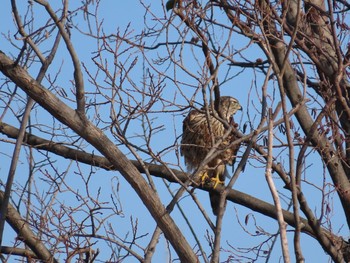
xmin=209 ymin=122 xmax=240 ymax=215
xmin=181 ymin=97 xmax=241 ymax=215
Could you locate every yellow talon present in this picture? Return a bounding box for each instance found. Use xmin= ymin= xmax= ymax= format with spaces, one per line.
xmin=211 ymin=173 xmax=224 ymax=188
xmin=199 ymin=172 xmax=209 ymax=185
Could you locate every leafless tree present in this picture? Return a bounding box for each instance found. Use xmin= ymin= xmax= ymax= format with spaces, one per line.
xmin=0 ymin=0 xmax=350 ymax=262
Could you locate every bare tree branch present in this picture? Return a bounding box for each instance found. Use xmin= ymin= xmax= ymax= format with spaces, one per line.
xmin=0 ymin=51 xmax=198 ymax=262
xmin=0 ymin=191 xmax=58 ymax=262
xmin=0 ymin=120 xmax=342 ymax=243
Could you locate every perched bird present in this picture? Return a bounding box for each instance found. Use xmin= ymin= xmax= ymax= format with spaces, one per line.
xmin=181 ymin=96 xmax=242 ymax=215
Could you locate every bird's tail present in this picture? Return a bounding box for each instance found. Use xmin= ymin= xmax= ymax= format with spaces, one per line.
xmin=209 ymin=166 xmax=228 ymax=216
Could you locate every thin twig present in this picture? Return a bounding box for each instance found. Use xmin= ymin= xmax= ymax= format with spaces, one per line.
xmin=266 ymin=108 xmax=290 ymax=263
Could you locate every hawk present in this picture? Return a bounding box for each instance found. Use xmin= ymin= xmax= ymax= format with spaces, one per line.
xmin=181 ymin=96 xmax=242 ymax=215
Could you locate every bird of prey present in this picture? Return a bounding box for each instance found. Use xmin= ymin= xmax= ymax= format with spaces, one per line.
xmin=181 ymin=96 xmax=242 ymax=216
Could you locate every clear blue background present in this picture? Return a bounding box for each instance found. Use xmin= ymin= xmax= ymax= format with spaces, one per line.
xmin=0 ymin=1 xmax=346 ymax=262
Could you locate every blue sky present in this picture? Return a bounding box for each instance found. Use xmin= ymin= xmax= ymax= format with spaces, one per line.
xmin=0 ymin=1 xmax=347 ymax=262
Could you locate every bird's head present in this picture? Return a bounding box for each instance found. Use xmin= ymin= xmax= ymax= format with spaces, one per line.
xmin=219 ymin=96 xmax=242 ymax=120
